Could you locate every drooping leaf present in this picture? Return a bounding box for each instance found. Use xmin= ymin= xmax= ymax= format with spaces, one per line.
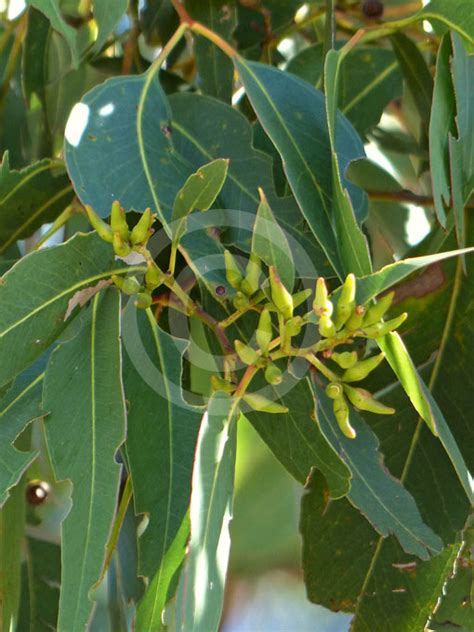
xmin=251 ymin=189 xmax=295 ymax=291
xmin=235 ymin=58 xmax=368 ymax=279
xmin=92 ymin=0 xmax=128 ymax=54
xmin=311 ymin=381 xmax=443 ymax=560
xmin=22 ymin=8 xmax=50 ymax=110
xmin=185 ymin=0 xmax=237 ymax=102
xmin=0 ymin=232 xmax=134 ymax=389
xmin=43 ymin=288 xmax=126 ymax=631
xmin=121 ymin=304 xmax=201 ymax=631
xmin=175 ymin=393 xmax=238 ymax=632
xmin=25 ymin=0 xmax=79 ymax=67
xmin=0 ymin=153 xmax=73 ymax=254
xmin=172 ymin=158 xmax=229 ymax=245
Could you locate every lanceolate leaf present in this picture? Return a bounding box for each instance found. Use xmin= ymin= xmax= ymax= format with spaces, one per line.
xmin=419 ymin=0 xmax=474 ymax=46
xmin=121 ymin=305 xmax=201 ymax=631
xmin=0 ymin=356 xmax=47 ymax=507
xmin=175 ymin=393 xmax=239 ymax=632
xmin=43 ymin=289 xmax=126 ymax=631
xmin=0 ymin=232 xmax=139 ymax=389
xmin=0 ymin=153 xmax=73 ymax=254
xmin=234 ymin=58 xmax=368 ymax=279
xmin=92 ymin=0 xmax=128 ymax=54
xmin=312 ymin=381 xmax=443 ymax=560
xmin=26 ymin=0 xmax=79 ymax=67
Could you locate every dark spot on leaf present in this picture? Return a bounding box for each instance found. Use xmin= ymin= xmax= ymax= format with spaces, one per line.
xmin=87 ymin=134 xmax=97 ymax=141
xmin=161 ymin=124 xmax=172 ymax=138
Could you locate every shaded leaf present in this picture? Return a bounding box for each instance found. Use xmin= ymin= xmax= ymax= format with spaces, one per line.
xmin=419 ymin=0 xmax=474 ymax=46
xmin=43 ymin=288 xmax=126 ymax=631
xmin=26 ymin=0 xmax=79 ymax=67
xmin=121 ymin=305 xmax=201 ymax=631
xmin=92 ymin=0 xmax=128 ymax=54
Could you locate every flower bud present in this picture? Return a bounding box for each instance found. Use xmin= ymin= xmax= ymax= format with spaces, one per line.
xmin=326 ymin=382 xmax=343 ymax=399
xmin=240 ymin=253 xmax=261 ymax=296
xmin=111 ymin=274 xmax=124 ymax=289
xmin=285 ymin=316 xmax=303 ymax=337
xmin=265 ymin=363 xmax=283 ymax=385
xmin=334 ymin=273 xmax=356 ymax=329
xmin=235 ymin=340 xmax=259 ymax=365
xmin=112 ymin=231 xmax=132 ymax=257
xmin=145 ymin=261 xmax=164 ymax=290
xmin=121 ymin=276 xmax=142 ymax=296
xmin=256 ymin=309 xmax=273 ymax=354
xmin=333 ymin=393 xmax=356 ymax=439
xmin=292 ymin=288 xmax=313 ymax=309
xmin=313 ymin=278 xmax=333 ymax=316
xmin=342 ymin=352 xmax=385 ymax=382
xmin=345 ymin=305 xmax=365 ymax=331
xmin=130 ymin=208 xmax=154 ymax=246
xmin=110 ymin=200 xmax=129 ymax=241
xmin=224 ymin=250 xmax=243 ymax=289
xmin=135 ymin=291 xmax=153 ymax=309
xmin=363 ymin=292 xmax=395 ymax=326
xmin=211 ymin=375 xmax=236 ymax=393
xmin=331 ymin=351 xmax=358 ymax=369
xmin=361 ymin=312 xmax=407 ymax=338
xmin=319 ymin=313 xmax=336 ymax=338
xmin=233 ymin=291 xmax=249 ymax=310
xmin=85 ymin=205 xmax=113 ymax=243
xmin=243 ymin=392 xmax=288 ymax=414
xmin=343 ymin=384 xmax=395 ymax=415
xmin=269 ymin=266 xmax=293 ymax=320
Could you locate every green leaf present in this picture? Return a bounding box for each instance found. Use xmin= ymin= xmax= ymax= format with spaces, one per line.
xmin=391 ymin=33 xmax=434 ymax=132
xmin=429 ymin=34 xmax=456 ymax=228
xmin=26 ymin=0 xmax=79 ymax=67
xmin=175 ymin=393 xmax=238 ymax=632
xmin=288 ymin=44 xmax=402 ymax=138
xmin=185 ymin=0 xmax=237 ymax=102
xmin=92 ymin=0 xmax=128 ymax=54
xmin=0 ymin=232 xmax=132 ymax=389
xmin=121 ymin=305 xmax=201 ymax=631
xmin=234 ymin=58 xmax=368 ymax=279
xmin=251 ymin=189 xmax=295 ymax=291
xmin=324 ymin=50 xmax=372 ymax=277
xmin=312 ymin=381 xmax=443 ymax=560
xmin=172 ymin=158 xmax=229 ymax=245
xmin=0 ymin=480 xmax=25 ymax=631
xmin=0 ymin=356 xmax=46 ymax=507
xmin=43 ymin=288 xmax=126 ymax=631
xmin=0 ymin=153 xmax=73 ymax=254
xmin=419 ymin=0 xmax=474 ymax=46
xmin=22 ymin=8 xmax=50 ymax=109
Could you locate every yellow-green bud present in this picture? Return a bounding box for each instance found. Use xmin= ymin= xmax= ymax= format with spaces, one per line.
xmin=235 ymin=340 xmax=259 ymax=365
xmin=343 ymin=384 xmax=395 ymax=415
xmin=256 ymin=309 xmax=273 ymax=354
xmin=240 ymin=253 xmax=261 ymax=296
xmin=233 ymin=291 xmax=249 ymax=310
xmin=363 ymin=292 xmax=395 ymax=326
xmin=145 ymin=261 xmax=164 ymax=290
xmin=331 ymin=351 xmax=358 ymax=369
xmin=121 ymin=276 xmax=142 ymax=296
xmin=265 ymin=363 xmax=283 ymax=385
xmin=130 ymin=208 xmax=153 ymax=246
xmin=342 ymin=352 xmax=385 ymax=382
xmin=112 ymin=231 xmax=132 ymax=257
xmin=326 ymin=382 xmax=343 ymax=399
xmin=334 ymin=273 xmax=356 ymax=328
xmin=292 ymin=288 xmax=313 ymax=309
xmin=345 ymin=305 xmax=365 ymax=331
xmin=269 ymin=266 xmax=293 ymax=320
xmin=111 ymin=274 xmax=124 ymax=290
xmin=243 ymin=392 xmax=288 ymax=414
xmin=110 ymin=200 xmax=129 ymax=241
xmin=333 ymin=393 xmax=356 ymax=439
xmin=319 ymin=313 xmax=336 ymax=338
xmin=313 ymin=278 xmax=333 ymax=317
xmin=135 ymin=291 xmax=153 ymax=309
xmin=361 ymin=312 xmax=408 ymax=338
xmin=211 ymin=375 xmax=236 ymax=393
xmin=224 ymin=250 xmax=243 ymax=289
xmin=85 ymin=205 xmax=113 ymax=243
xmin=285 ymin=316 xmax=303 ymax=337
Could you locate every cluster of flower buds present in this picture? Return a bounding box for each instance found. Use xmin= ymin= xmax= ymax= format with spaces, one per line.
xmin=86 ymin=202 xmax=163 ymax=308
xmin=224 ymin=250 xmax=262 ymax=309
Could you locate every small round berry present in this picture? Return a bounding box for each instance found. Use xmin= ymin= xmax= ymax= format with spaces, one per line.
xmin=26 ymin=480 xmax=50 ymax=506
xmin=215 ymin=285 xmax=226 ymax=297
xmin=362 ymin=0 xmax=384 ymax=19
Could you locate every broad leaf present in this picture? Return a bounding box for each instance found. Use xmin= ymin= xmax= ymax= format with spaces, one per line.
xmin=312 ymin=381 xmax=443 ymax=560
xmin=419 ymin=0 xmax=474 ymax=45
xmin=122 ymin=305 xmax=201 ymax=631
xmin=251 ymin=190 xmax=294 ymax=291
xmin=185 ymin=0 xmax=237 ymax=102
xmin=0 ymin=232 xmax=139 ymax=389
xmin=43 ymin=288 xmax=126 ymax=631
xmin=175 ymin=393 xmax=238 ymax=632
xmin=26 ymin=0 xmax=79 ymax=67
xmin=92 ymin=0 xmax=128 ymax=54
xmin=0 ymin=153 xmax=73 ymax=254
xmin=234 ymin=58 xmax=368 ymax=279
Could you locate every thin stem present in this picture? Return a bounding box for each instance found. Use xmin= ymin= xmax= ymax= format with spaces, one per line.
xmin=234 ymin=364 xmax=259 ymax=398
xmin=98 ymin=476 xmax=132 ymax=584
xmin=305 ymin=353 xmax=340 ymax=382
xmin=219 ymin=291 xmax=265 ymax=329
xmin=191 ymin=21 xmax=238 ymax=59
xmin=33 ymin=205 xmax=76 ymax=250
xmin=168 ymin=243 xmax=178 ymax=276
